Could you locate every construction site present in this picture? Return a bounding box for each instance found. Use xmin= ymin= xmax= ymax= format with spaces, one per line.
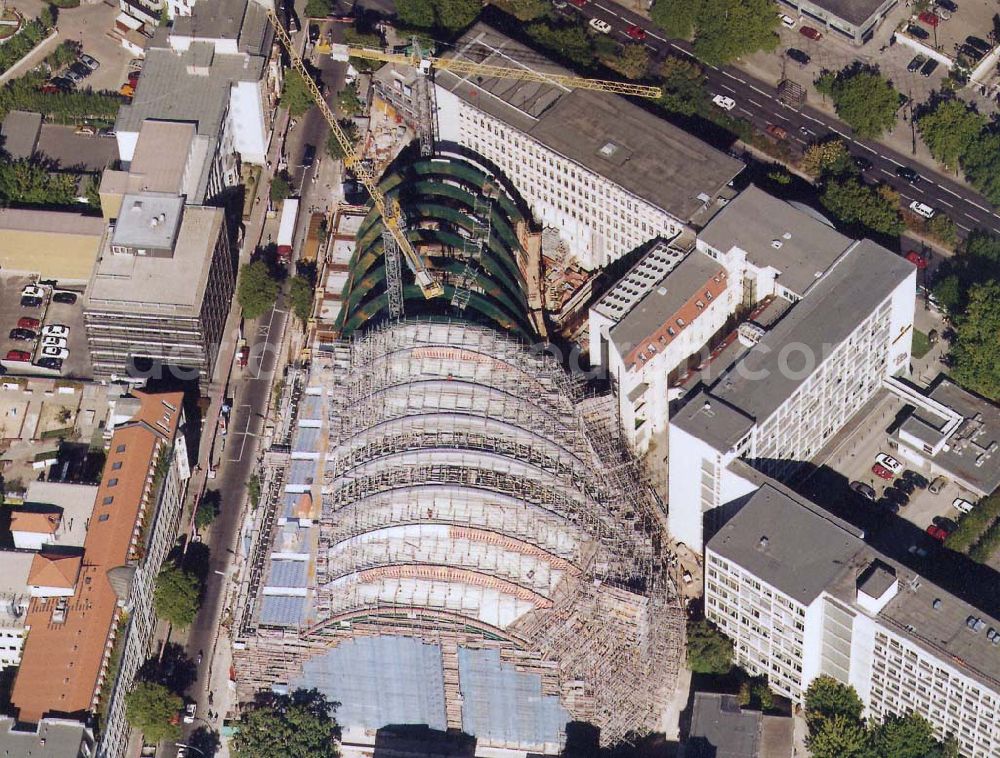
xmin=234 ymin=320 xmax=685 ymax=754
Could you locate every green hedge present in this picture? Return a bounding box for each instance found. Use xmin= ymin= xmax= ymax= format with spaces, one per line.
xmin=969 ymin=518 xmax=1000 ymax=563
xmin=0 ymin=18 xmax=51 ymax=76
xmin=0 ymin=74 xmax=122 ymax=126
xmin=945 ymin=492 xmax=1000 ymax=553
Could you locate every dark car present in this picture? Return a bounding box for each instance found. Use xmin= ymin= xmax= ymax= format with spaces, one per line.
xmin=9 ymin=328 xmax=36 ymax=341
xmin=852 ymin=154 xmax=872 ymax=171
xmin=933 ymin=515 xmax=959 ymax=534
xmin=958 ymin=45 xmax=984 ymax=62
xmin=903 ymin=470 xmax=929 ymax=488
xmin=907 ymin=24 xmax=929 ymax=40
xmin=20 ymin=295 xmax=42 ymax=308
xmin=907 ymin=54 xmax=926 ymax=72
xmin=850 ymin=481 xmax=877 ymax=500
xmin=966 ymin=35 xmax=990 ymax=53
xmin=309 ymin=23 xmax=320 ymax=43
xmin=920 ymin=58 xmax=939 ymax=77
xmin=875 ymin=497 xmax=900 ymax=514
xmin=36 ymin=356 xmax=63 ymax=371
xmin=894 ymin=477 xmax=916 ymax=495
xmin=884 ymin=487 xmax=910 ymax=506
xmin=302 ymin=143 xmax=316 ymax=168
xmin=786 ymin=47 xmax=811 ymax=65
xmin=52 ymin=291 xmax=77 ymax=304
xmin=896 ymin=165 xmax=921 ymax=183
xmin=69 ymin=62 xmax=91 ymax=79
xmin=937 ymin=0 xmax=957 ymax=11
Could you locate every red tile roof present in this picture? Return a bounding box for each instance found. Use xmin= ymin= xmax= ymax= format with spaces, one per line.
xmin=28 ymin=553 xmax=82 ymax=589
xmin=10 ymin=511 xmax=61 ymax=534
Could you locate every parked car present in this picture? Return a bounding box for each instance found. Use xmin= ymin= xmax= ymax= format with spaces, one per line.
xmin=17 ymin=317 xmax=40 ymax=329
xmin=40 ymin=346 xmax=69 ymax=360
xmin=568 ymin=0 xmax=587 ymax=7
xmin=933 ymin=516 xmax=958 ymax=534
xmin=952 ymin=497 xmax=974 ymax=513
xmin=903 ymin=470 xmax=929 ymax=488
xmin=933 ymin=5 xmax=950 ymax=20
xmin=79 ymin=54 xmax=100 ymax=71
xmin=926 ymin=524 xmax=949 ymax=542
xmin=872 ymin=462 xmax=895 ymax=480
xmin=918 ymin=10 xmax=940 ymax=26
xmin=896 ymin=165 xmax=921 ymax=183
xmin=799 ymin=25 xmax=822 ymax=40
xmin=64 ymin=69 xmax=84 ymax=84
xmin=908 ymin=543 xmax=929 ymax=559
xmin=850 ymin=481 xmax=876 ymax=500
xmin=929 ymin=475 xmax=947 ymax=494
xmin=625 ymin=24 xmax=646 ymax=40
xmin=875 ymin=452 xmax=903 ymax=474
xmin=36 ymin=356 xmax=63 ymax=371
xmin=712 ymin=94 xmax=736 ymax=111
xmin=786 ymin=47 xmax=810 ymax=65
xmin=183 ymin=702 xmax=197 ymax=724
xmin=920 ymin=58 xmax=939 ymax=77
xmin=937 ymin=0 xmax=957 ymax=10
xmin=308 ymin=23 xmax=320 ymax=43
xmin=907 ymin=54 xmax=926 ymax=72
xmin=42 ymin=336 xmax=67 ymax=348
xmin=8 ymin=328 xmax=36 ymax=342
xmin=852 ymin=154 xmax=872 ymax=171
xmin=905 ymin=250 xmax=928 ymax=269
xmin=5 ymin=350 xmax=31 ymax=362
xmin=884 ymin=487 xmax=909 ymax=507
xmin=779 ymin=13 xmax=796 ymax=27
xmin=42 ymin=324 xmax=70 ymax=338
xmin=909 ymin=200 xmax=936 ymax=219
xmin=302 ymin=143 xmax=316 ymax=168
xmin=875 ymin=497 xmax=900 ymax=514
xmin=765 ymin=123 xmax=788 ymax=140
xmin=894 ymin=477 xmax=916 ymax=495
xmin=907 ymin=24 xmax=930 ymax=40
xmin=966 ymin=36 xmax=990 ymax=53
xmin=52 ymin=291 xmax=77 ymax=304
xmin=20 ymin=295 xmax=42 ymax=307
xmin=22 ymin=284 xmax=43 ymax=299
xmin=588 ymin=17 xmax=612 ymax=33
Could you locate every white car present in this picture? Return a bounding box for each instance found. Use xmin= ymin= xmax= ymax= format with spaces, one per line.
xmin=779 ymin=13 xmax=796 ymax=27
xmin=42 ymin=336 xmax=67 ymax=348
xmin=875 ymin=452 xmax=903 ymax=474
xmin=41 ymin=346 xmax=69 ymax=360
xmin=909 ymin=200 xmax=936 ymax=219
xmin=183 ymin=702 xmax=197 ymax=724
xmin=42 ymin=324 xmax=70 ymax=338
xmin=176 ymin=748 xmax=188 ymax=758
xmin=712 ymin=94 xmax=737 ymax=111
xmin=953 ymin=497 xmax=974 ymax=514
xmin=588 ymin=17 xmax=612 ymax=33
xmin=21 ymin=284 xmax=44 ymax=299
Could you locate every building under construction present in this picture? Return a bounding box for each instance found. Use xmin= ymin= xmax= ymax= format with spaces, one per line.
xmin=235 ymin=319 xmax=684 ymax=754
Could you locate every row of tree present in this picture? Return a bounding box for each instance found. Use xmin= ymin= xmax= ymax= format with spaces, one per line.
xmin=0 ymin=14 xmax=52 ymax=76
xmin=815 ymin=64 xmax=902 ymax=139
xmin=917 ymin=97 xmax=1000 ymax=206
xmin=650 ymin=0 xmax=779 ymax=66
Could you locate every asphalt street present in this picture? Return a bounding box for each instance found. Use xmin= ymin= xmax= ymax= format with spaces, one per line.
xmin=569 ymin=0 xmax=1000 ymax=239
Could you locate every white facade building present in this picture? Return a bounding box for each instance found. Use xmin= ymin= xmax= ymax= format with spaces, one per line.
xmin=668 ymin=238 xmax=916 ymax=550
xmin=431 ymin=24 xmax=744 ymax=271
xmin=705 ymin=484 xmax=1000 ymax=758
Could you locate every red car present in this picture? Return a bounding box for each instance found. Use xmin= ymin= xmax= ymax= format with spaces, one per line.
xmin=766 ymin=123 xmax=789 ymax=140
xmin=905 ymin=251 xmax=928 ymax=269
xmin=926 ymin=524 xmax=949 ymax=542
xmin=918 ymin=10 xmax=940 ymax=27
xmin=568 ymin=0 xmax=586 ymax=7
xmin=625 ymin=24 xmax=646 ymax=40
xmin=872 ymin=463 xmax=895 ymax=480
xmin=5 ymin=350 xmax=31 ymax=362
xmin=17 ymin=317 xmax=40 ymax=329
xmin=799 ymin=25 xmax=822 ymax=40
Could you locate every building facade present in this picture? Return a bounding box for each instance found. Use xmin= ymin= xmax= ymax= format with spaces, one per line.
xmin=704 ymin=484 xmax=1000 ymax=758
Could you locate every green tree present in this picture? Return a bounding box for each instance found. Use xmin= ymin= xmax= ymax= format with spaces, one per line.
xmin=337 ymin=81 xmax=363 ymax=117
xmin=270 ymin=172 xmax=292 ymax=204
xmin=396 ymin=0 xmax=436 ymax=27
xmin=238 ymin=261 xmax=280 ymax=320
xmin=289 ymin=275 xmax=315 ymax=324
xmin=656 ymin=55 xmax=705 ymax=116
xmin=916 ymin=98 xmax=987 ymax=171
xmin=600 ymin=43 xmax=650 ymax=79
xmin=960 ymin=131 xmax=1000 ymax=206
xmin=248 ymin=472 xmax=262 ymax=509
xmin=525 ymin=21 xmax=593 ymax=68
xmin=804 ymin=676 xmax=865 ymax=733
xmin=231 ymin=689 xmax=340 ymax=758
xmin=872 ymin=712 xmax=943 ymax=758
xmin=799 ymin=139 xmax=852 ymax=178
xmin=195 ymin=490 xmax=220 ymax=530
xmin=433 ymin=0 xmax=481 ymax=31
xmin=807 ymin=715 xmax=874 ymax=758
xmin=933 ymin=274 xmax=962 ymax=312
xmin=951 ymin=281 xmax=1000 ymax=401
xmin=820 ymin=66 xmax=901 ymax=138
xmin=650 ymin=0 xmax=700 ymax=38
xmin=692 ymin=0 xmax=779 ymax=66
xmin=494 ymin=0 xmax=548 ymax=20
xmin=281 ymin=69 xmax=315 ymax=117
xmin=924 ymin=212 xmax=957 ymax=248
xmin=0 ymin=159 xmax=79 ymax=206
xmin=125 ymin=681 xmax=182 ymax=743
xmin=326 ymin=119 xmax=360 ymax=160
xmin=820 ymin=178 xmax=904 ymax=237
xmin=153 ymin=563 xmax=201 ymax=629
xmin=305 ymin=0 xmax=333 ymax=16
xmin=686 ymin=619 xmax=733 ymax=674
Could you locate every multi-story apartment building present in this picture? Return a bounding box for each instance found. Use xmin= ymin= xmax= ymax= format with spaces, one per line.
xmin=589 ymin=240 xmax=737 ymax=454
xmin=705 ymin=483 xmax=1000 ymax=758
xmin=9 ymin=392 xmax=188 ymax=758
xmin=83 ymin=193 xmax=235 ymax=381
xmin=416 ymin=24 xmax=744 ymax=271
xmin=668 ymin=237 xmax=916 ymax=550
xmin=0 ymin=716 xmax=95 ymax=755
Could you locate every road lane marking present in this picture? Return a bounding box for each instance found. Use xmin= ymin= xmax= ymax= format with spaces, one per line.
xmin=939 ymin=185 xmax=960 ymax=198
xmin=879 ymin=168 xmax=894 ymax=178
xmin=721 ymin=83 xmax=736 ymax=92
xmin=749 ymin=85 xmax=770 ymax=97
xmin=938 ymin=199 xmax=953 ymax=208
xmin=738 ymin=107 xmax=753 ymax=116
xmin=955 ymin=222 xmax=971 ymax=232
xmin=967 ymin=200 xmax=991 ymax=213
xmin=856 ymin=143 xmax=877 ymax=154
xmin=963 ymin=212 xmax=981 ymax=222
xmin=886 ymin=157 xmax=903 ymax=167
xmin=748 ymin=98 xmax=763 ymax=107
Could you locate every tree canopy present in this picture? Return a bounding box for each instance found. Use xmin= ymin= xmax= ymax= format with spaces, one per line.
xmin=807 ymin=715 xmax=875 ymax=758
xmin=601 ymin=43 xmax=650 ymax=79
xmin=820 ymin=178 xmax=904 ymax=237
xmin=872 ymin=712 xmax=949 ymax=758
xmin=270 ymin=172 xmax=292 ymax=203
xmin=289 ymin=275 xmax=315 ymax=324
xmin=0 ymin=17 xmax=53 ymax=76
xmin=960 ymin=130 xmax=1000 ymax=206
xmin=281 ymin=69 xmax=316 ymax=117
xmin=326 ymin=119 xmax=360 ymax=160
xmin=917 ymin=98 xmax=987 ymax=172
xmin=231 ymin=689 xmax=340 ymax=758
xmin=650 ymin=0 xmax=699 ymax=39
xmin=153 ymin=562 xmax=201 ymax=629
xmin=950 ymin=281 xmax=1000 ymax=402
xmin=238 ymin=261 xmax=280 ymax=320
xmin=799 ymin=139 xmax=853 ymax=179
xmin=931 ymin=230 xmax=1000 ymax=315
xmin=0 ymin=159 xmax=81 ymax=207
xmin=125 ymin=682 xmax=182 ymax=744
xmin=649 ymin=0 xmax=778 ymax=64
xmin=816 ymin=66 xmax=901 ymax=138
xmin=686 ymin=619 xmax=733 ymax=674
xmin=304 ymin=0 xmax=333 ymax=17
xmin=395 ymin=0 xmax=480 ymax=31
xmin=804 ymin=676 xmax=865 ymax=732
xmin=656 ymin=55 xmax=705 ymax=116
xmin=195 ymin=490 xmax=220 ymax=531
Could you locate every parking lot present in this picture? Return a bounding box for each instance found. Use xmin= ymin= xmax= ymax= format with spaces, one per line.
xmin=0 ymin=275 xmax=91 ymax=379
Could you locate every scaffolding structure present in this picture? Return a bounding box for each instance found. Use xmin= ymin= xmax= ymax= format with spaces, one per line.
xmin=235 ymin=320 xmax=684 ymax=751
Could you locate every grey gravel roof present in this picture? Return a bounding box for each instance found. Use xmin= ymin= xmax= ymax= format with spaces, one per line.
xmin=687 ymin=693 xmax=762 ymax=758
xmin=0 ymin=716 xmax=94 ymax=756
xmin=0 ymin=110 xmax=41 ymax=159
xmin=803 ymin=0 xmax=895 ymax=26
xmin=672 ymin=390 xmax=754 ymax=452
xmin=436 ymin=24 xmax=744 ymax=223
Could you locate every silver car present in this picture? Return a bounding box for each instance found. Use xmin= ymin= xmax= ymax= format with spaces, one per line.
xmin=79 ymin=54 xmax=100 ymax=71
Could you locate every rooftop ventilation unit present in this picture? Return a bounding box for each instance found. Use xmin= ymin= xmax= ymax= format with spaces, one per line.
xmin=771 ymin=240 xmax=783 ymax=249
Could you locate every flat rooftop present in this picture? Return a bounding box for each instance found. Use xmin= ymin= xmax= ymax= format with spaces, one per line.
xmin=699 ymin=185 xmax=854 ymax=297
xmin=111 ymin=193 xmax=185 ymax=251
xmin=0 ymin=110 xmax=41 ymax=159
xmin=436 ymin=24 xmax=745 ymax=223
xmin=86 ymin=204 xmax=224 ymax=314
xmin=800 ymin=0 xmax=893 ymax=26
xmin=128 ymin=121 xmax=196 ymax=194
xmin=0 ymin=208 xmax=106 ymax=238
xmin=23 ymin=481 xmax=100 ymax=548
xmin=170 ymin=0 xmax=270 ymax=55
xmin=687 ymin=693 xmax=762 ymax=758
xmin=592 ymin=239 xmax=690 ymax=323
xmin=709 ymin=239 xmax=914 ymax=424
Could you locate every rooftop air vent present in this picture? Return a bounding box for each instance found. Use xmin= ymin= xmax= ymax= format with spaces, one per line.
xmin=598 ymin=142 xmax=619 ymax=158
xmin=771 ymin=239 xmax=782 ymax=249
xmin=758 ymin=536 xmax=769 ymax=549
xmin=932 ymin=598 xmax=942 ymax=610
xmin=657 ymin=287 xmax=667 ymax=295
xmin=131 ymin=200 xmax=143 ymax=212
xmin=783 ymin=232 xmax=792 ymax=239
